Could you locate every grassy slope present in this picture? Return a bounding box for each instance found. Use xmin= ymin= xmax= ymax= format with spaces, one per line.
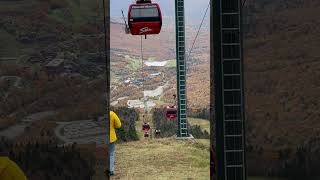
xmin=165 ymin=59 xmax=176 ymax=68
xmin=125 ymin=55 xmax=143 ymax=72
xmin=113 ymin=138 xmax=210 ymax=180
xmin=189 ymin=118 xmax=210 ymax=133
xmin=111 ymin=112 xmax=210 ymax=179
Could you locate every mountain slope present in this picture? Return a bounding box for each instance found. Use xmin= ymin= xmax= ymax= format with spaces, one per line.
xmin=112 ymin=138 xmax=210 ymax=179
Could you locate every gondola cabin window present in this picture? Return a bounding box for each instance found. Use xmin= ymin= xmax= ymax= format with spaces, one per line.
xmin=130 ymin=5 xmax=160 ymax=20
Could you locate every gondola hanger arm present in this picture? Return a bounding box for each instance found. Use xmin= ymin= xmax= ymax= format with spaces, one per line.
xmin=136 ymin=0 xmax=152 ymax=4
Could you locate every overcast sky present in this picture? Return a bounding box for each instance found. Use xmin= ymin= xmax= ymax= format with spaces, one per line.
xmin=110 ymin=0 xmax=210 ymax=24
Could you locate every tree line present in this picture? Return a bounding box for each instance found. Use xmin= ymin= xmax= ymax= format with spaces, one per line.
xmin=0 ymin=137 xmax=96 ymax=180
xmin=111 ymin=107 xmax=139 ymax=142
xmin=152 ymin=108 xmax=209 ymax=139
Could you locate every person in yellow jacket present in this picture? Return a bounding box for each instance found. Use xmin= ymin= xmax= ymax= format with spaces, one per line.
xmin=109 ymin=111 xmax=121 ymax=176
xmin=0 ymin=156 xmax=28 ymax=180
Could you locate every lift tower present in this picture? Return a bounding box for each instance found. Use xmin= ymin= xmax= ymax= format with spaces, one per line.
xmin=212 ymin=0 xmax=247 ymax=179
xmin=175 ymin=0 xmax=189 ymax=138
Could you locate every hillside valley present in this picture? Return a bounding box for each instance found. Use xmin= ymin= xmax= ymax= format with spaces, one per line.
xmin=0 ymin=0 xmax=319 ymax=179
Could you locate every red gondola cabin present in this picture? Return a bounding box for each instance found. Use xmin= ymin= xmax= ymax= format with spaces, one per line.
xmin=155 ymin=129 xmax=161 ymax=137
xmin=144 ymin=132 xmax=149 ymax=138
xmin=142 ymin=123 xmax=150 ymax=131
xmin=128 ymin=1 xmax=162 ymax=35
xmin=166 ymin=106 xmax=177 ymax=118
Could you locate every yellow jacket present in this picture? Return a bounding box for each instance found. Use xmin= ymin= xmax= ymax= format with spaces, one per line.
xmin=110 ymin=111 xmax=121 ymax=143
xmin=0 ymin=157 xmax=27 ymax=180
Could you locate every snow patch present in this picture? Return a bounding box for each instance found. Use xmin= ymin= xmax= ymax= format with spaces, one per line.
xmin=145 ymin=61 xmax=168 ymax=67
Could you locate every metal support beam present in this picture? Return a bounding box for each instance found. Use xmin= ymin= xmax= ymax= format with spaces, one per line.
xmin=175 ymin=0 xmax=189 ymax=137
xmin=212 ymin=0 xmax=247 ymax=179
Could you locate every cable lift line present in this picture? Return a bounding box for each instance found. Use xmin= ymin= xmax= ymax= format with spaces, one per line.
xmin=123 ymin=0 xmax=189 ymax=137
xmin=140 ymin=35 xmax=148 ymax=122
xmin=186 ymin=0 xmax=210 ymax=63
xmin=187 ymin=0 xmax=246 ymax=62
xmin=121 ymin=10 xmax=130 ymax=34
xmin=124 ymin=0 xmax=164 ymax=123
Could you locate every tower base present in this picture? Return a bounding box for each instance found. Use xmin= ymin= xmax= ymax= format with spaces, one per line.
xmin=175 ymin=134 xmax=194 ymax=140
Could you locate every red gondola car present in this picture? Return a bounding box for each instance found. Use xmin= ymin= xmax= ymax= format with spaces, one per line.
xmin=144 ymin=131 xmax=149 ymax=138
xmin=142 ymin=122 xmax=150 ymax=131
xmin=128 ymin=1 xmax=162 ymax=35
xmin=155 ymin=129 xmax=161 ymax=137
xmin=166 ymin=105 xmax=177 ymax=118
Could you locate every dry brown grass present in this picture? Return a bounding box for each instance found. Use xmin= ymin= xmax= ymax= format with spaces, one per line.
xmin=112 ymin=137 xmax=210 ymax=180
xmin=189 ymin=118 xmax=210 ymax=134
